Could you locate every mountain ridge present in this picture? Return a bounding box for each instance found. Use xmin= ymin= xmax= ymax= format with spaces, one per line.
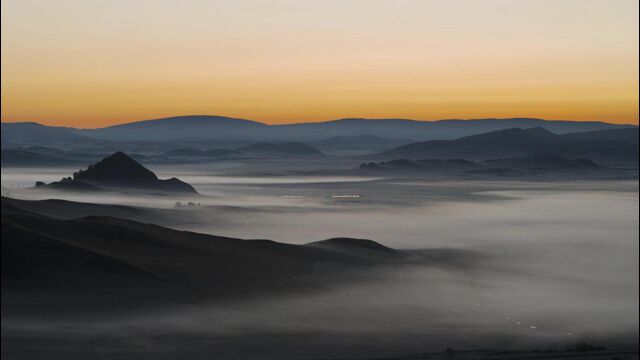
xmin=3 ymin=116 xmax=636 ymax=147
xmin=376 ymin=127 xmax=639 ymax=163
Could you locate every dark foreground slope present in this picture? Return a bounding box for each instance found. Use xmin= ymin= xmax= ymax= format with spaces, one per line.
xmin=2 ymin=197 xmax=637 ymax=360
xmin=1 ymin=197 xmax=463 ymax=317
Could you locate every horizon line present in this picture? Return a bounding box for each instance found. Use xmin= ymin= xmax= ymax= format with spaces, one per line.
xmin=2 ymin=114 xmax=638 ymax=130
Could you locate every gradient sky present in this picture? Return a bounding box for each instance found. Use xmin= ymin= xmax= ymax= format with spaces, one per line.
xmin=1 ymin=0 xmax=638 ymax=128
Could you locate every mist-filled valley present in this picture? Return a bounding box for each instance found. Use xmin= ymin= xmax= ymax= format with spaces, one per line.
xmin=2 ymin=160 xmax=638 ymax=359
xmin=2 ymin=114 xmax=638 ymax=360
xmin=3 ymin=0 xmax=639 ymax=357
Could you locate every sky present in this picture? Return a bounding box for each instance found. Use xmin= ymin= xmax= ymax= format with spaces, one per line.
xmin=1 ymin=0 xmax=638 ymax=128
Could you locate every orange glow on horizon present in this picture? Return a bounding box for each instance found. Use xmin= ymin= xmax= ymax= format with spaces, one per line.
xmin=1 ymin=0 xmax=638 ymax=128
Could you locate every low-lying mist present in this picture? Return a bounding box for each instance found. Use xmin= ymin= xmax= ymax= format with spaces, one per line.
xmin=2 ymin=165 xmax=638 ymax=358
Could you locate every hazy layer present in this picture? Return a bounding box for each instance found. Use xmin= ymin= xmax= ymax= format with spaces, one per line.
xmin=2 ymin=165 xmax=638 ymax=357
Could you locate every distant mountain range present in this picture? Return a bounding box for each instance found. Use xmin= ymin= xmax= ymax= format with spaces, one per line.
xmin=376 ymin=127 xmax=639 ymax=164
xmin=2 ymin=116 xmax=637 ymax=167
xmin=3 ymin=126 xmax=637 ymax=169
xmin=2 ymin=115 xmax=636 ymax=150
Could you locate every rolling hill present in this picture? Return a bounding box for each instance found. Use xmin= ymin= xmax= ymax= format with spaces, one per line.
xmin=376 ymin=127 xmax=639 ymax=164
xmin=79 ymin=115 xmax=269 ymax=142
xmin=273 ymin=117 xmax=633 ymax=141
xmin=1 ymin=196 xmax=467 ymax=316
xmin=1 ymin=122 xmax=105 ymax=148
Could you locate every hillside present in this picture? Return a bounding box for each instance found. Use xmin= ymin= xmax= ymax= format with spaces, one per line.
xmin=79 ymin=115 xmax=269 ymax=141
xmin=0 ymin=197 xmax=457 ymax=316
xmin=377 ymin=127 xmax=639 ymax=163
xmin=40 ymin=152 xmax=198 ymax=193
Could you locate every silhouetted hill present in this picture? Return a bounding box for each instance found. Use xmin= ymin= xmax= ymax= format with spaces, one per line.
xmin=1 ymin=197 xmax=464 ymax=315
xmin=41 ymin=152 xmax=197 ymax=193
xmin=237 ymin=142 xmax=324 ymax=156
xmin=80 ymin=115 xmax=268 ymax=142
xmin=74 ymin=151 xmax=157 ymax=183
xmin=378 ymin=127 xmax=639 ymax=163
